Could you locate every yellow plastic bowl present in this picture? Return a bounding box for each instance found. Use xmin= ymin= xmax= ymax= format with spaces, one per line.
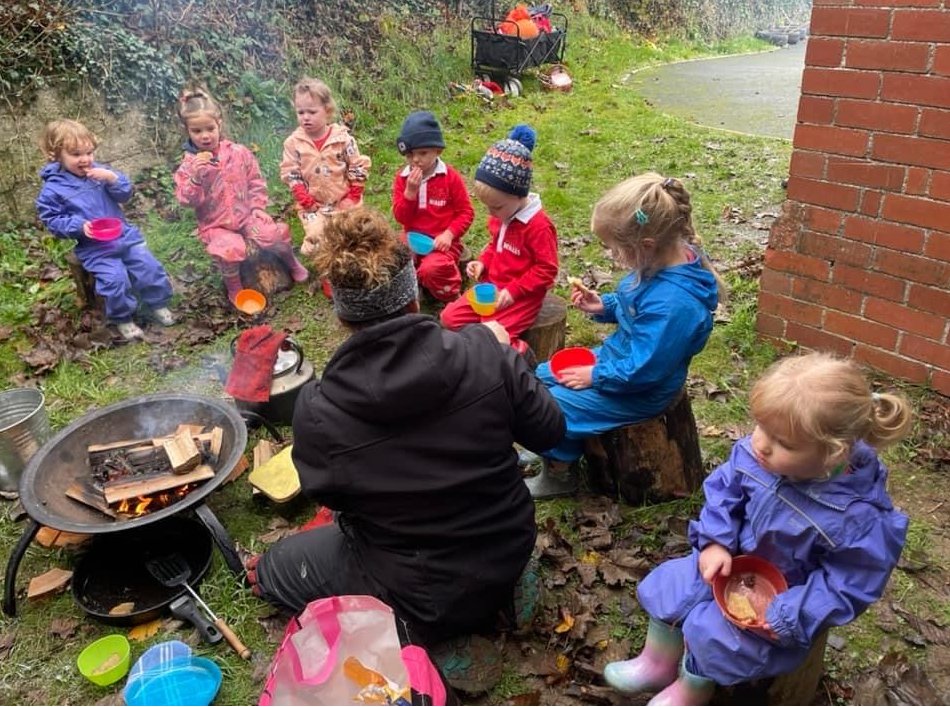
xmin=234 ymin=288 xmax=266 ymax=315
xmin=467 ymin=283 xmax=497 ymax=317
xmin=77 ymin=634 xmax=131 ymax=686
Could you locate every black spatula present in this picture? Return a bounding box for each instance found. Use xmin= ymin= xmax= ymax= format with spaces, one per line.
xmin=146 ymin=552 xmax=251 ymax=659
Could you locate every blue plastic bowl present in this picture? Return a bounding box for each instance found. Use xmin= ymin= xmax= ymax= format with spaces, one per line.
xmin=407 ymin=231 xmax=435 ymax=255
xmin=124 ymin=657 xmax=222 ymax=706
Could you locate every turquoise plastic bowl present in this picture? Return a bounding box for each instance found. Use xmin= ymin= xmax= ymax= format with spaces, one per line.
xmin=124 ymin=656 xmax=222 ymax=706
xmin=407 ymin=231 xmax=435 ymax=255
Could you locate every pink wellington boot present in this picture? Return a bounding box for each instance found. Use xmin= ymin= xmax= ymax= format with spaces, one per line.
xmin=222 ymin=269 xmax=243 ymax=303
xmin=646 ymin=655 xmax=715 ymax=706
xmin=603 ymin=618 xmax=683 ymax=695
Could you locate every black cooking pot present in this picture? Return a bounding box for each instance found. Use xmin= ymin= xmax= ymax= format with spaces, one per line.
xmin=221 ymin=337 xmax=315 ymax=427
xmin=72 ymin=515 xmax=213 ymax=626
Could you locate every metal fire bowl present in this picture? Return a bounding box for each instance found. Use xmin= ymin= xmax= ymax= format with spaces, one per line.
xmin=18 ymin=393 xmax=247 ymax=534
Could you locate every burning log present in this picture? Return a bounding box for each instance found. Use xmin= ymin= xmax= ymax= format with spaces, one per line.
xmin=65 ymin=480 xmax=117 ymax=518
xmin=103 ymin=464 xmax=215 ymax=505
xmin=163 ymin=432 xmax=201 ymax=474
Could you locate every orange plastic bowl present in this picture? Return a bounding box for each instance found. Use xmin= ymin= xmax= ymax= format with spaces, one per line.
xmin=88 ymin=218 xmax=123 ymax=241
xmin=713 ymin=555 xmax=788 ymax=632
xmin=550 ymin=347 xmax=596 ymax=381
xmin=234 ymin=289 xmax=266 ymax=315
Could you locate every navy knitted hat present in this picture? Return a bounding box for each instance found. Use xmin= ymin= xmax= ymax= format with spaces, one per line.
xmin=396 ymin=111 xmax=445 ymax=155
xmin=474 ymin=125 xmax=536 ymax=197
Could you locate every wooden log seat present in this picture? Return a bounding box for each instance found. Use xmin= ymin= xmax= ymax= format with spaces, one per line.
xmin=65 ymin=250 xmax=102 ymax=311
xmin=713 ymin=630 xmax=829 ymax=705
xmin=583 ymin=388 xmax=703 ymax=505
xmin=238 ymin=241 xmax=292 ymax=297
xmin=521 ymin=293 xmax=568 ymax=364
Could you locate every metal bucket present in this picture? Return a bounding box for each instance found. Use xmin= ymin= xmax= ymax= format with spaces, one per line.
xmin=0 ymin=388 xmax=50 ymax=492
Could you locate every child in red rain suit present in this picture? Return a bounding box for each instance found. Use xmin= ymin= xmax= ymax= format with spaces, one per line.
xmin=392 ymin=111 xmax=474 ymax=302
xmin=440 ymin=125 xmax=558 ymax=358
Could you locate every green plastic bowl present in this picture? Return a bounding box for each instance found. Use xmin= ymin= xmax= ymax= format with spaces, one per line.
xmin=77 ymin=634 xmax=131 ymax=686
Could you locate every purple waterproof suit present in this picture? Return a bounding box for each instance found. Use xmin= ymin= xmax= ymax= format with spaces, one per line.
xmin=36 ymin=162 xmax=172 ymax=323
xmin=637 ymin=437 xmax=907 ymax=685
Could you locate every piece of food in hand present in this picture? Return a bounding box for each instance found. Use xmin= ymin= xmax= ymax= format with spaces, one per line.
xmin=567 ymin=276 xmax=592 ymax=293
xmin=196 ymin=151 xmax=213 ymax=161
xmin=726 ymin=593 xmax=758 ymax=623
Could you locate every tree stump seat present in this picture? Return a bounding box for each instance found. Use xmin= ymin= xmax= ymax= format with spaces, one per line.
xmin=238 ymin=243 xmax=293 ymax=297
xmin=521 ymin=293 xmax=567 ymax=363
xmin=583 ymin=388 xmax=704 ymax=505
xmin=713 ymin=630 xmax=828 ymax=705
xmin=65 ymin=250 xmax=103 ymax=311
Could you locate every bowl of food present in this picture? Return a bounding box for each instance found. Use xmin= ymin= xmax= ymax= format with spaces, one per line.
xmin=550 ymin=347 xmax=596 ymax=381
xmin=466 ymin=283 xmax=498 ymax=316
xmin=88 ymin=218 xmax=123 ymax=241
xmin=407 ymin=231 xmax=435 ymax=256
xmin=713 ymin=555 xmax=788 ymax=633
xmin=234 ymin=289 xmax=266 ymax=315
xmin=77 ymin=634 xmax=131 ymax=686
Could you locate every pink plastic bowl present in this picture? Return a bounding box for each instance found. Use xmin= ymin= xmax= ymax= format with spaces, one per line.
xmin=550 ymin=347 xmax=596 ymax=381
xmin=88 ymin=218 xmax=123 ymax=241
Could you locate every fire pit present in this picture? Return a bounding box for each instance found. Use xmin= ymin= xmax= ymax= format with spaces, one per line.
xmin=3 ymin=393 xmax=247 ymax=617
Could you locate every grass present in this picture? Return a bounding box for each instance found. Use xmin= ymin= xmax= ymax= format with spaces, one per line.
xmin=0 ymin=8 xmax=819 ymax=705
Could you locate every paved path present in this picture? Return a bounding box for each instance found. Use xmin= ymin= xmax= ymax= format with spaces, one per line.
xmin=626 ymin=41 xmax=807 ymax=140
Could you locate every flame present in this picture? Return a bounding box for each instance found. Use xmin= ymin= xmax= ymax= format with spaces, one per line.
xmin=114 ymin=484 xmax=196 ymax=517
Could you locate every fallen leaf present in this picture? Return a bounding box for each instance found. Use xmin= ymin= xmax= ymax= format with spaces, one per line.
xmin=0 ymin=631 xmax=15 ymax=659
xmin=48 ymin=617 xmax=79 ymax=639
xmin=554 ymin=606 xmax=575 ymax=633
xmin=555 ymin=653 xmax=571 ymax=674
xmin=507 ymin=692 xmax=542 ymax=705
xmin=128 ymin=619 xmax=162 ymax=641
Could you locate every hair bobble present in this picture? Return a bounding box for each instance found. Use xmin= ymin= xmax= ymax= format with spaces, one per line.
xmin=634 ymin=208 xmax=649 ymax=226
xmin=871 ymin=392 xmax=882 ymax=404
xmin=661 ymin=177 xmax=676 ymax=190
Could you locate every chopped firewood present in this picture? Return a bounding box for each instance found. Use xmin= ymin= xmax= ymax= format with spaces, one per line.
xmin=163 ymin=432 xmax=201 ymax=474
xmin=253 ymin=440 xmax=276 ymax=470
xmin=65 ymin=481 xmax=117 ymax=518
xmin=176 ymin=423 xmax=205 ymax=437
xmin=209 ymin=427 xmax=224 ymax=463
xmin=35 ymin=527 xmax=91 ymax=549
xmin=104 ymin=464 xmax=215 ymax=505
xmin=27 ymin=568 xmax=73 ymax=600
xmin=224 ymin=455 xmax=249 ymax=484
xmin=87 ymin=431 xmax=213 ymax=456
xmin=108 ymin=602 xmax=136 ymax=617
xmin=87 ymin=437 xmax=156 ymax=454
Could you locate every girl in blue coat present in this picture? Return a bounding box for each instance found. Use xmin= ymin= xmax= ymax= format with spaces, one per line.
xmin=604 ymin=352 xmax=913 ymax=705
xmin=36 ymin=119 xmax=175 ymax=340
xmin=526 ymin=173 xmax=723 ymax=498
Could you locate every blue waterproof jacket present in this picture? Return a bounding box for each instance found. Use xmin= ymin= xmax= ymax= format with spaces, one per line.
xmin=637 ymin=437 xmax=908 ymax=684
xmin=35 ymin=162 xmax=145 ymax=251
xmin=537 ymin=249 xmax=718 ymax=461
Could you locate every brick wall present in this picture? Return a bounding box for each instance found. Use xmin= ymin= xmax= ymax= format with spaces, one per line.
xmin=757 ymin=1 xmax=950 ymax=396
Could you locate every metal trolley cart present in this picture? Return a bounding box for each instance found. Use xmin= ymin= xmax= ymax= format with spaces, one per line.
xmin=471 ymin=2 xmax=567 ymax=79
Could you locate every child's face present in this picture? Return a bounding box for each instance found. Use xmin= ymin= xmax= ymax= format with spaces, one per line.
xmin=186 ymin=114 xmax=221 ymax=153
xmin=405 ymin=147 xmax=442 ymax=176
xmin=476 ymin=184 xmax=524 ymax=221
xmin=294 ymin=93 xmax=329 ymax=139
xmin=751 ymin=419 xmax=837 ymax=481
xmin=60 ymin=141 xmax=96 ymax=178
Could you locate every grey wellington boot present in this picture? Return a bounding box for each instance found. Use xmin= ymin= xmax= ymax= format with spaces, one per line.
xmin=524 ymin=459 xmax=578 ymax=500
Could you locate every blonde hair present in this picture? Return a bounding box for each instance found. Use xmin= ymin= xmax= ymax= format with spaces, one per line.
xmin=591 ymin=172 xmax=726 ymax=300
xmin=472 ymin=180 xmax=520 ymax=206
xmin=312 ymin=208 xmax=409 ymax=290
xmin=750 ymin=352 xmax=914 ymax=462
xmin=293 ymin=77 xmax=336 ymax=119
xmin=39 ymin=119 xmax=98 ymax=162
xmin=177 ymin=83 xmax=223 ymax=129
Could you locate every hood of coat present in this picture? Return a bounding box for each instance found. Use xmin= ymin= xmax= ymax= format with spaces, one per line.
xmin=318 ymin=314 xmax=470 ymax=423
xmin=650 ymin=250 xmax=719 ymax=313
xmin=39 ymin=161 xmax=80 ymax=185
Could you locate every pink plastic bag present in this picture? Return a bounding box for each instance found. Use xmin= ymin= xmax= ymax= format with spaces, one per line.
xmin=260 ymin=595 xmax=446 ymax=706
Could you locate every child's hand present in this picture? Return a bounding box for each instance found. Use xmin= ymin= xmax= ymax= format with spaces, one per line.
xmin=82 ymin=221 xmax=92 ymax=237
xmin=558 ymin=365 xmax=593 ymax=390
xmin=404 ymin=167 xmax=423 ymax=198
xmin=699 ymin=543 xmax=733 ymax=584
xmin=194 ymin=151 xmax=215 ymax=167
xmin=481 ymin=320 xmax=510 ymax=345
xmin=467 ymin=261 xmax=485 ymax=280
xmin=571 ymin=287 xmax=604 ymax=314
xmin=85 ymin=167 xmax=117 ymax=183
xmin=496 ymin=288 xmax=514 ymax=310
xmin=434 ymin=231 xmax=453 ymax=253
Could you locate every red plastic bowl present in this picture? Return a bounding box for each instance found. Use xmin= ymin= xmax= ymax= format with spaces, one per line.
xmin=713 ymin=555 xmax=788 ymax=633
xmin=550 ymin=347 xmax=596 ymax=381
xmin=88 ymin=218 xmax=123 ymax=241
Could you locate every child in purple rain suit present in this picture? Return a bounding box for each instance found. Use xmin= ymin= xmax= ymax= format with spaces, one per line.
xmin=36 ymin=119 xmax=175 ymax=340
xmin=603 ymin=352 xmax=913 ymax=706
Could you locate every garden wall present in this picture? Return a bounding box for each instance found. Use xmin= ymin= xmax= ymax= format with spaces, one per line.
xmin=757 ymin=1 xmax=950 ymax=396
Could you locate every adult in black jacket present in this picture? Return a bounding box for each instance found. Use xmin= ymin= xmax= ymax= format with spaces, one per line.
xmin=249 ymin=207 xmax=565 ymax=644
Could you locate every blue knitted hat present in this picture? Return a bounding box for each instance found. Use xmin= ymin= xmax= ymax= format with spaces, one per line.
xmin=474 ymin=124 xmax=536 ymax=197
xmin=396 ymin=111 xmax=445 ymax=155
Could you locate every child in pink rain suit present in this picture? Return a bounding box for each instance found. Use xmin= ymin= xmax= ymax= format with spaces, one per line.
xmin=173 ymin=86 xmax=308 ymax=303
